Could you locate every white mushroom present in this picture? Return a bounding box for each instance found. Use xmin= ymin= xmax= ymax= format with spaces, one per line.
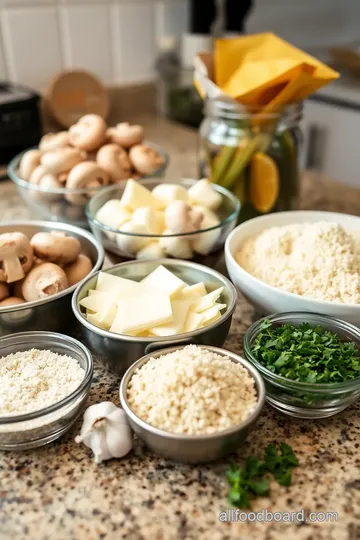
xmin=164 ymin=201 xmax=204 ymax=234
xmin=19 ymin=149 xmax=42 ymax=181
xmin=65 ymin=161 xmax=109 ymax=205
xmin=136 ymin=242 xmax=166 ymax=260
xmin=107 ymin=123 xmax=144 ymax=148
xmin=160 ymin=231 xmax=193 ymax=259
xmin=128 ymin=144 xmax=164 ymax=176
xmin=96 ymin=144 xmax=132 ymax=183
xmin=29 ymin=165 xmax=47 ymax=186
xmin=0 ymin=233 xmax=33 ymax=283
xmin=116 ymin=221 xmax=151 ymax=255
xmin=64 ymin=254 xmax=93 ymax=287
xmin=22 ymin=263 xmax=68 ymax=302
xmin=0 ymin=283 xmax=10 ymax=301
xmin=0 ymin=296 xmax=25 ymax=307
xmin=39 ymin=132 xmax=70 ymax=152
xmin=152 ymin=184 xmax=189 ymax=205
xmin=188 ymin=179 xmax=222 ymax=210
xmin=69 ymin=114 xmax=107 ymax=151
xmin=41 ymin=147 xmax=85 ymax=175
xmin=30 ymin=232 xmax=80 ymax=265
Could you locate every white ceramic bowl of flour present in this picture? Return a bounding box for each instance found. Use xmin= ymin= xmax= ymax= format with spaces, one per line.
xmin=225 ymin=211 xmax=360 ymax=326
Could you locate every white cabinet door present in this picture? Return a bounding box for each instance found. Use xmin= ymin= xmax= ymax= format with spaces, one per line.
xmin=301 ymin=100 xmax=360 ymax=187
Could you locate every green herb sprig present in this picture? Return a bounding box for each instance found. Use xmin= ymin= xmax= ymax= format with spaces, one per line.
xmin=251 ymin=320 xmax=360 ymax=384
xmin=226 ymin=443 xmax=299 ymax=508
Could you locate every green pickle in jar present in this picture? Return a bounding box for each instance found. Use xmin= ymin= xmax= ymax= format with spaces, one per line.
xmin=199 ymin=99 xmax=301 ymax=223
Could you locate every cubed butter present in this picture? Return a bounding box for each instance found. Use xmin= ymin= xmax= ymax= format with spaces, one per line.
xmin=121 ymin=179 xmax=164 ymax=211
xmin=95 ymin=199 xmax=132 ymax=230
xmin=160 ymin=231 xmax=193 ymax=259
xmin=152 ymin=184 xmax=189 ymax=204
xmin=140 ymin=265 xmax=186 ymax=298
xmin=132 ymin=207 xmax=161 ymax=234
xmin=110 ymin=290 xmax=173 ymax=334
xmin=116 ymin=221 xmax=151 ymax=255
xmin=188 ymin=179 xmax=222 ymax=210
xmin=192 ymin=216 xmax=221 ymax=255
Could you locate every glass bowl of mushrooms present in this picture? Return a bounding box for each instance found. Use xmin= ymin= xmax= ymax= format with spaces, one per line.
xmin=7 ymin=116 xmax=169 ymax=229
xmin=0 ymin=220 xmax=104 ymax=337
xmin=86 ymin=178 xmax=240 ymax=265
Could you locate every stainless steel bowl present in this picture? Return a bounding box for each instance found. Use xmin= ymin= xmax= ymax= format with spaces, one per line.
xmin=0 ymin=331 xmax=93 ymax=450
xmin=0 ymin=221 xmax=104 ymax=337
xmin=119 ymin=345 xmax=265 ymax=463
xmin=72 ymin=259 xmax=237 ymax=375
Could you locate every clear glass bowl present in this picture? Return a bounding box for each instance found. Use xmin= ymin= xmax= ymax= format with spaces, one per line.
xmin=243 ymin=312 xmax=360 ymax=419
xmin=86 ymin=178 xmax=240 ymax=264
xmin=0 ymin=331 xmax=93 ymax=450
xmin=8 ymin=142 xmax=169 ymax=229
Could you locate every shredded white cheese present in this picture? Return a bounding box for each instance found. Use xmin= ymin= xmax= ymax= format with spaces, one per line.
xmin=236 ymin=221 xmax=360 ymax=304
xmin=0 ymin=349 xmax=85 ymax=416
xmin=127 ymin=345 xmax=258 ymax=435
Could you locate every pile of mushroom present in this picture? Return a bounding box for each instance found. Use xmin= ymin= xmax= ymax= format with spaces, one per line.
xmin=0 ymin=231 xmax=93 ymax=307
xmin=95 ymin=178 xmax=223 ymax=259
xmin=18 ymin=115 xmax=165 ymax=209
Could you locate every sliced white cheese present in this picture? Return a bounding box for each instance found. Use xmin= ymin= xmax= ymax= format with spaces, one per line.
xmin=95 ymin=272 xmax=141 ymax=295
xmin=86 ymin=312 xmax=109 ymax=330
xmin=183 ymin=311 xmax=204 ymax=333
xmin=152 ymin=184 xmax=189 ymax=204
xmin=136 ymin=242 xmax=166 ymax=260
xmin=140 ymin=265 xmax=186 ymax=298
xmin=188 ymin=179 xmax=222 ymax=210
xmin=80 ymin=292 xmax=111 ymax=312
xmin=120 ymin=179 xmax=164 ymax=211
xmin=98 ymin=300 xmax=117 ymax=328
xmin=151 ymin=299 xmax=191 ymax=336
xmin=88 ymin=289 xmax=99 ymax=296
xmin=200 ymin=312 xmax=221 ymax=327
xmin=199 ymin=303 xmax=226 ymax=325
xmin=180 ymin=282 xmax=207 ymax=299
xmin=95 ymin=199 xmax=132 ymax=230
xmin=191 ymin=287 xmax=224 ymax=313
xmin=110 ymin=290 xmax=173 ymax=334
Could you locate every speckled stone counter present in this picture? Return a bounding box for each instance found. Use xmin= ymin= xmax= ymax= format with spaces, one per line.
xmin=1 ymin=116 xmax=360 ymax=540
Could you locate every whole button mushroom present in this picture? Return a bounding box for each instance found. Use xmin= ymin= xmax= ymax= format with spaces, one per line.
xmin=0 ymin=283 xmax=10 ymax=301
xmin=165 ymin=201 xmax=204 ymax=234
xmin=69 ymin=114 xmax=107 ymax=151
xmin=129 ymin=144 xmax=164 ymax=176
xmin=107 ymin=122 xmax=144 ymax=148
xmin=22 ymin=263 xmax=68 ymax=302
xmin=29 ymin=165 xmax=47 ymax=186
xmin=0 ymin=297 xmax=25 ymax=307
xmin=0 ymin=232 xmax=33 ymax=283
xmin=97 ymin=144 xmax=132 ymax=183
xmin=65 ymin=161 xmax=109 ymax=206
xmin=19 ymin=149 xmax=42 ymax=181
xmin=31 ymin=232 xmax=80 ymax=265
xmin=39 ymin=132 xmax=70 ymax=152
xmin=41 ymin=147 xmax=85 ymax=176
xmin=64 ymin=254 xmax=93 ymax=286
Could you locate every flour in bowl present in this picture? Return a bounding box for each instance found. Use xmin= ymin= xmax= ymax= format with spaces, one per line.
xmin=236 ymin=221 xmax=360 ymax=303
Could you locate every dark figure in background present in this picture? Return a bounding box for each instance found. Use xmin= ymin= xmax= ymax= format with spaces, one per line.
xmin=190 ymin=0 xmax=253 ymax=34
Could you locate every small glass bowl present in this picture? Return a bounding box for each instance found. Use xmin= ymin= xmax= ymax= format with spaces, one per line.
xmin=0 ymin=331 xmax=93 ymax=450
xmin=8 ymin=142 xmax=169 ymax=229
xmin=86 ymin=178 xmax=240 ymax=264
xmin=243 ymin=312 xmax=360 ymax=419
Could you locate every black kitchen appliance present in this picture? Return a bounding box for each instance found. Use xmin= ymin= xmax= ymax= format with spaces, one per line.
xmin=0 ymin=82 xmax=42 ymax=173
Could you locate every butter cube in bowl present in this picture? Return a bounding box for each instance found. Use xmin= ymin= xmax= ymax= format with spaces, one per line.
xmin=72 ymin=259 xmax=237 ymax=375
xmin=85 ymin=178 xmax=240 ymax=264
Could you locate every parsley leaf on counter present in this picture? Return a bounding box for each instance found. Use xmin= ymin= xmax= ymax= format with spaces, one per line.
xmin=251 ymin=320 xmax=360 ymax=383
xmin=226 ymin=443 xmax=299 ymax=508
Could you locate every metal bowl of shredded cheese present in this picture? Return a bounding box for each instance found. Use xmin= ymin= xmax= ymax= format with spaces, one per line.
xmin=0 ymin=331 xmax=93 ymax=450
xmin=120 ymin=344 xmax=265 ymax=463
xmin=225 ymin=211 xmax=360 ymax=326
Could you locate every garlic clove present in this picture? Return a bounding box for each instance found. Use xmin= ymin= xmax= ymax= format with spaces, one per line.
xmin=75 ymin=401 xmax=133 ymax=464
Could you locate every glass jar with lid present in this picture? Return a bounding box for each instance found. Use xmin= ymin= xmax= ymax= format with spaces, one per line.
xmin=199 ymin=98 xmax=302 ymax=222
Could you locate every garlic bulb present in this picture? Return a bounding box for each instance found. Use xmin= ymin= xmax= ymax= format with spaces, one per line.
xmin=75 ymin=401 xmax=133 ymax=464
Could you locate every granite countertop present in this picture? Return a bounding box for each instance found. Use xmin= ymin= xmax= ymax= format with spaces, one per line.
xmin=1 ymin=116 xmax=360 ymax=540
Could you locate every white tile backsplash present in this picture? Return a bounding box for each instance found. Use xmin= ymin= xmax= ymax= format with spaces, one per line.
xmin=2 ymin=7 xmax=62 ymax=88
xmin=113 ymin=1 xmax=156 ymax=85
xmin=59 ymin=3 xmax=112 ymax=82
